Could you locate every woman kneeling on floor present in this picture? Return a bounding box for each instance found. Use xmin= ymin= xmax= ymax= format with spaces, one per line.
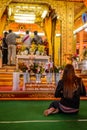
xmin=44 ymin=64 xmax=86 ymax=116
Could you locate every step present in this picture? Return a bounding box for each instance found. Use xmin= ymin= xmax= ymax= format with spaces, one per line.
xmin=0 ymin=82 xmax=12 ymax=86
xmin=0 ymin=77 xmax=13 ymax=80
xmin=0 ymin=65 xmax=16 ymax=73
xmin=0 ymin=72 xmax=13 ymax=86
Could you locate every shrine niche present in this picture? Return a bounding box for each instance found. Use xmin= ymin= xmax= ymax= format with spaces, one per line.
xmin=0 ymin=0 xmax=86 ymax=66
xmin=5 ymin=22 xmax=44 ymax=33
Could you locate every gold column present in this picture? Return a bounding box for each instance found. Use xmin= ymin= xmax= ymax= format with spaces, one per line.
xmin=66 ymin=2 xmax=74 ymax=64
xmin=52 ymin=1 xmax=74 ymax=65
xmin=79 ymin=31 xmax=84 ymax=60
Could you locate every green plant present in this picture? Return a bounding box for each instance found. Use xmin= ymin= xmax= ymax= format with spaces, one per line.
xmin=31 ymin=62 xmax=44 ymax=74
xmin=54 ymin=65 xmax=64 ymax=73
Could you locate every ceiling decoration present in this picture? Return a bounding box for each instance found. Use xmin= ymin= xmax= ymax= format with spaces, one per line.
xmin=0 ymin=0 xmax=12 ymax=18
xmin=74 ymin=2 xmax=86 ymax=20
xmin=7 ymin=3 xmax=49 ymax=24
xmin=12 ymin=0 xmax=84 ymax=2
xmin=0 ymin=0 xmax=86 ymax=24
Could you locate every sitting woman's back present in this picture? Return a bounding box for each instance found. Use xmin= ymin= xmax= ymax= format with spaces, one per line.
xmin=44 ymin=64 xmax=86 ymax=116
xmin=55 ymin=64 xmax=86 ymax=110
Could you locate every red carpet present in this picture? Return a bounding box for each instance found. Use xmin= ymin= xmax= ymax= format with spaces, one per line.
xmin=0 ymin=86 xmax=12 ymax=91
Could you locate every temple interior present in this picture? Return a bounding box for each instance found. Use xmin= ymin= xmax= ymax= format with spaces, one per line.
xmin=0 ymin=0 xmax=87 ymax=99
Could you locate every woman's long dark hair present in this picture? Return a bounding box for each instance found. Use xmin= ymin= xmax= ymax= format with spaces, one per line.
xmin=62 ymin=64 xmax=76 ymax=98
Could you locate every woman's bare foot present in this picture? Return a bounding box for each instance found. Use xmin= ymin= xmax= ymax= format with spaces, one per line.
xmin=44 ymin=108 xmax=56 ymax=116
xmin=52 ymin=109 xmax=59 ymax=114
xmin=44 ymin=110 xmax=49 ymax=116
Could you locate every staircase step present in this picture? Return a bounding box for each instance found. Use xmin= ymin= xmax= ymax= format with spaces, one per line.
xmin=0 ymin=66 xmax=14 ymax=88
xmin=0 ymin=78 xmax=13 ymax=80
xmin=0 ymin=82 xmax=12 ymax=85
xmin=0 ymin=68 xmax=7 ymax=72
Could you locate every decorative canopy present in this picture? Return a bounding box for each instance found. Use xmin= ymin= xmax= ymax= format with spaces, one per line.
xmin=0 ymin=0 xmax=86 ymax=24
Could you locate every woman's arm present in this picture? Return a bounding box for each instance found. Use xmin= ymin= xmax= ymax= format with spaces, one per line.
xmin=80 ymin=79 xmax=86 ymax=96
xmin=55 ymin=80 xmax=63 ymax=98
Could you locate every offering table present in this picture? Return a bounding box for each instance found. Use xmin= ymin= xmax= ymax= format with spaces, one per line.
xmin=16 ymin=55 xmax=50 ymax=69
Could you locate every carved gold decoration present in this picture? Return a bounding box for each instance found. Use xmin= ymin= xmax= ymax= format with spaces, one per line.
xmin=51 ymin=1 xmax=74 ymax=65
xmin=7 ymin=3 xmax=49 ymax=24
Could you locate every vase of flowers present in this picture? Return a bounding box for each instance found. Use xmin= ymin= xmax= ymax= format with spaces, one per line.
xmin=18 ymin=62 xmax=31 ymax=89
xmin=80 ymin=47 xmax=87 ymax=73
xmin=71 ymin=54 xmax=79 ymax=69
xmin=46 ymin=73 xmax=53 ymax=83
xmin=45 ymin=62 xmax=53 ymax=83
xmin=54 ymin=65 xmax=64 ymax=85
xmin=13 ymin=72 xmax=20 ymax=91
xmin=36 ymin=73 xmax=41 ymax=83
xmin=23 ymin=71 xmax=30 ymax=90
xmin=31 ymin=62 xmax=44 ymax=83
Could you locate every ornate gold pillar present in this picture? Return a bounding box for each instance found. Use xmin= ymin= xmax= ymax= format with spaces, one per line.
xmin=66 ymin=2 xmax=74 ymax=64
xmin=79 ymin=31 xmax=84 ymax=60
xmin=52 ymin=1 xmax=74 ymax=65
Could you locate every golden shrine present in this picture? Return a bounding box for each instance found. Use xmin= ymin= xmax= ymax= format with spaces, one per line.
xmin=0 ymin=0 xmax=87 ymax=99
xmin=0 ymin=0 xmax=87 ymax=65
